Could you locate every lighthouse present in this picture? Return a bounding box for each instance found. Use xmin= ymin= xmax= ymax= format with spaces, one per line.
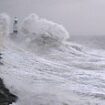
xmin=13 ymin=17 xmax=18 ymax=34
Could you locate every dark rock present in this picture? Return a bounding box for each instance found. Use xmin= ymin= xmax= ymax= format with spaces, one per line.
xmin=0 ymin=56 xmax=2 ymax=59
xmin=0 ymin=62 xmax=3 ymax=65
xmin=0 ymin=78 xmax=18 ymax=105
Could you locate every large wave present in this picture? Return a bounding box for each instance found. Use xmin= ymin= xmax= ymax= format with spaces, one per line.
xmin=15 ymin=13 xmax=70 ymax=53
xmin=0 ymin=13 xmax=70 ymax=54
xmin=1 ymin=13 xmax=105 ymax=105
xmin=20 ymin=14 xmax=69 ymax=42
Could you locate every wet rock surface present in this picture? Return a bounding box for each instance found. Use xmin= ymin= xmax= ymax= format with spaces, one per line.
xmin=0 ymin=53 xmax=17 ymax=105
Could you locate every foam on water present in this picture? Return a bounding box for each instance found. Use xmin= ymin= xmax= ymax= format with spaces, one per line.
xmin=1 ymin=13 xmax=105 ymax=105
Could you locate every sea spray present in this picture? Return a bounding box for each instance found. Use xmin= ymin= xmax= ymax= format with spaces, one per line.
xmin=0 ymin=13 xmax=10 ymax=49
xmin=19 ymin=13 xmax=70 ymax=54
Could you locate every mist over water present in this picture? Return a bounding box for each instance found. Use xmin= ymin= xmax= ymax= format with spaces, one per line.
xmin=70 ymin=35 xmax=105 ymax=50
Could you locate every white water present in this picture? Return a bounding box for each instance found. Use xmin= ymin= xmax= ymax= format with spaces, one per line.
xmin=1 ymin=13 xmax=105 ymax=105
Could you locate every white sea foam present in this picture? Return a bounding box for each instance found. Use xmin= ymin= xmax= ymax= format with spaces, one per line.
xmin=1 ymin=13 xmax=105 ymax=105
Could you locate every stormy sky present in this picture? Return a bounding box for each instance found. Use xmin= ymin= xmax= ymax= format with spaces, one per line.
xmin=0 ymin=0 xmax=105 ymax=36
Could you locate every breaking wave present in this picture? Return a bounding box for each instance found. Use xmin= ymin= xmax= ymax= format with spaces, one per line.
xmin=9 ymin=13 xmax=69 ymax=54
xmin=1 ymin=13 xmax=105 ymax=105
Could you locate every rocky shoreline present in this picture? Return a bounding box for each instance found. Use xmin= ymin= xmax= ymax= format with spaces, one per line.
xmin=0 ymin=53 xmax=17 ymax=105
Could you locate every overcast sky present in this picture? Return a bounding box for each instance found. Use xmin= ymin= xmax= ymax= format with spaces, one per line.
xmin=0 ymin=0 xmax=105 ymax=36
